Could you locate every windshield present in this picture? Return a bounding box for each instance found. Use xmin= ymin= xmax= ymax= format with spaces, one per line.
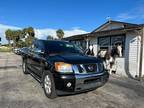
xmin=44 ymin=41 xmax=84 ymax=55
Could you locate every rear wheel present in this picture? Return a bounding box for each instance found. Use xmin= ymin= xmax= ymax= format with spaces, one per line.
xmin=42 ymin=71 xmax=57 ymax=99
xmin=22 ymin=59 xmax=29 ymax=74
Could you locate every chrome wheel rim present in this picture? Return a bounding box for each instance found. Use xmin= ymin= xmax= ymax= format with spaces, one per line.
xmin=44 ymin=75 xmax=52 ymax=94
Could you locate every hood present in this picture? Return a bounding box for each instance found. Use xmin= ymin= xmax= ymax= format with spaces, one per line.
xmin=47 ymin=53 xmax=101 ymax=64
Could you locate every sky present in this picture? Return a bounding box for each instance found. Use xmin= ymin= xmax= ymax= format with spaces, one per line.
xmin=0 ymin=0 xmax=144 ymax=44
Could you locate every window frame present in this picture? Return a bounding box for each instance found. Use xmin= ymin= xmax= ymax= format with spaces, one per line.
xmin=97 ymin=34 xmax=126 ymax=58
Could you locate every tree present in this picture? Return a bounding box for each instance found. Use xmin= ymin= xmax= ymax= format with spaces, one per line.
xmin=5 ymin=29 xmax=25 ymax=47
xmin=23 ymin=27 xmax=35 ymax=46
xmin=25 ymin=36 xmax=35 ymax=47
xmin=47 ymin=35 xmax=54 ymax=40
xmin=14 ymin=30 xmax=22 ymax=41
xmin=24 ymin=27 xmax=35 ymax=37
xmin=5 ymin=27 xmax=35 ymax=48
xmin=5 ymin=29 xmax=13 ymax=46
xmin=17 ymin=40 xmax=26 ymax=47
xmin=56 ymin=29 xmax=64 ymax=40
xmin=8 ymin=30 xmax=23 ymax=47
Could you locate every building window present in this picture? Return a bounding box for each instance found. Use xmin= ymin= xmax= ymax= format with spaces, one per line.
xmin=71 ymin=40 xmax=87 ymax=50
xmin=98 ymin=37 xmax=110 ymax=50
xmin=98 ymin=35 xmax=125 ymax=57
xmin=111 ymin=36 xmax=125 ymax=57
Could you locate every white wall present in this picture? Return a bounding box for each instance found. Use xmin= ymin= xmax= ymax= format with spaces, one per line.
xmin=93 ymin=32 xmax=140 ymax=78
xmin=99 ymin=23 xmax=124 ymax=31
xmin=89 ymin=37 xmax=98 ymax=56
xmin=115 ymin=58 xmax=126 ymax=76
xmin=125 ymin=32 xmax=141 ymax=78
xmin=142 ymin=28 xmax=144 ymax=77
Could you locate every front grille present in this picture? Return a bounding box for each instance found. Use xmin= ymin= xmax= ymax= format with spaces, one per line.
xmin=77 ymin=63 xmax=97 ymax=74
xmin=83 ymin=64 xmax=97 ymax=73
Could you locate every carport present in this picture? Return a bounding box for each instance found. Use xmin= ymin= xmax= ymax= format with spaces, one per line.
xmin=64 ymin=20 xmax=144 ymax=80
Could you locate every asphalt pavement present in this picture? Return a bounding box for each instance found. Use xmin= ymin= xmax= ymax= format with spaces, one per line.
xmin=0 ymin=52 xmax=144 ymax=108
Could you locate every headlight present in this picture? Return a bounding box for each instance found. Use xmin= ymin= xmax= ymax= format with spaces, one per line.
xmin=55 ymin=62 xmax=73 ymax=73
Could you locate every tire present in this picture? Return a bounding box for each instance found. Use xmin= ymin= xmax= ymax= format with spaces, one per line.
xmin=42 ymin=71 xmax=57 ymax=99
xmin=22 ymin=59 xmax=29 ymax=74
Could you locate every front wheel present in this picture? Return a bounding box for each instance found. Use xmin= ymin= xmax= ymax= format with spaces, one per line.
xmin=42 ymin=71 xmax=57 ymax=99
xmin=22 ymin=59 xmax=29 ymax=74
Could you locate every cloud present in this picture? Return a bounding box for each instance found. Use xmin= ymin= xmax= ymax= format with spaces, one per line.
xmin=116 ymin=13 xmax=137 ymax=21
xmin=115 ymin=4 xmax=144 ymax=21
xmin=34 ymin=28 xmax=57 ymax=39
xmin=64 ymin=29 xmax=87 ymax=37
xmin=35 ymin=28 xmax=87 ymax=39
xmin=0 ymin=24 xmax=88 ymax=44
xmin=0 ymin=24 xmax=21 ymax=44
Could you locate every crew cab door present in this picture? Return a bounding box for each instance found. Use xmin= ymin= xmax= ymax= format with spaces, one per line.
xmin=28 ymin=40 xmax=45 ymax=78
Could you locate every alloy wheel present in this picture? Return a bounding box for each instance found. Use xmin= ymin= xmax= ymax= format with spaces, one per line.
xmin=44 ymin=75 xmax=52 ymax=94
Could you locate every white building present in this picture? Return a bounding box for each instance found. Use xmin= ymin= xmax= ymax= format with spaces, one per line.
xmin=64 ymin=20 xmax=144 ymax=80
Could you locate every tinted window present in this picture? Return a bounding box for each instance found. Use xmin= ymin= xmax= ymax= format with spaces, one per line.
xmin=44 ymin=41 xmax=83 ymax=54
xmin=98 ymin=35 xmax=125 ymax=57
xmin=37 ymin=41 xmax=44 ymax=50
xmin=98 ymin=37 xmax=110 ymax=47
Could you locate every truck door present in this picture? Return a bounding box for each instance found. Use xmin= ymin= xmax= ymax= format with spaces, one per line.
xmin=26 ymin=43 xmax=35 ymax=72
xmin=30 ymin=40 xmax=45 ymax=78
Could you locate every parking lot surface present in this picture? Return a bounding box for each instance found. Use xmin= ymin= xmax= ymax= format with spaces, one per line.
xmin=0 ymin=52 xmax=144 ymax=108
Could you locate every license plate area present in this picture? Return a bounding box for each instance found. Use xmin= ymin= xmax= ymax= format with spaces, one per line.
xmin=84 ymin=77 xmax=101 ymax=84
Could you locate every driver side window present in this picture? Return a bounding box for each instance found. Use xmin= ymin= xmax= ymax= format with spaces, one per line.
xmin=34 ymin=41 xmax=45 ymax=55
xmin=30 ymin=41 xmax=39 ymax=54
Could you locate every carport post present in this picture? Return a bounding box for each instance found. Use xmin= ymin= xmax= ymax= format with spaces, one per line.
xmin=139 ymin=27 xmax=144 ymax=81
xmin=86 ymin=35 xmax=89 ymax=49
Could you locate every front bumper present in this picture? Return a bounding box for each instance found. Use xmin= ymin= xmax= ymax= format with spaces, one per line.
xmin=53 ymin=71 xmax=109 ymax=95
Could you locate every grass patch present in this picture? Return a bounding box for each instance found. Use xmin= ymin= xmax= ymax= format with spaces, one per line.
xmin=0 ymin=46 xmax=12 ymax=52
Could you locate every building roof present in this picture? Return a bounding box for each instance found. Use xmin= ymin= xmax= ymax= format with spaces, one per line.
xmin=63 ymin=20 xmax=143 ymax=41
xmin=64 ymin=27 xmax=142 ymax=41
xmin=91 ymin=20 xmax=141 ymax=33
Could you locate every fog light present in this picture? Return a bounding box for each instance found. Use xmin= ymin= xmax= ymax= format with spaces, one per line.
xmin=67 ymin=82 xmax=72 ymax=87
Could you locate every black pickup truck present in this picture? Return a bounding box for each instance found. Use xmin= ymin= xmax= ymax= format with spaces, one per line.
xmin=21 ymin=39 xmax=109 ymax=98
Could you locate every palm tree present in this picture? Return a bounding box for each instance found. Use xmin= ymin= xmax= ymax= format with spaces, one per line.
xmin=23 ymin=27 xmax=35 ymax=46
xmin=47 ymin=35 xmax=54 ymax=40
xmin=56 ymin=29 xmax=64 ymax=40
xmin=26 ymin=27 xmax=35 ymax=37
xmin=5 ymin=29 xmax=13 ymax=46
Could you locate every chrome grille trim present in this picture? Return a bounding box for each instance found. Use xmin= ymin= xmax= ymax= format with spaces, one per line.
xmin=76 ymin=63 xmax=98 ymax=74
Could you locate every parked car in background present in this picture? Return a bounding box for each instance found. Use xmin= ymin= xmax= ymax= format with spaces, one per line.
xmin=21 ymin=39 xmax=109 ymax=99
xmin=20 ymin=47 xmax=30 ymax=56
xmin=13 ymin=47 xmax=30 ymax=55
xmin=13 ymin=48 xmax=21 ymax=55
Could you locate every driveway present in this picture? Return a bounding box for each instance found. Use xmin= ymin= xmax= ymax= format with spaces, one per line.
xmin=0 ymin=53 xmax=144 ymax=108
